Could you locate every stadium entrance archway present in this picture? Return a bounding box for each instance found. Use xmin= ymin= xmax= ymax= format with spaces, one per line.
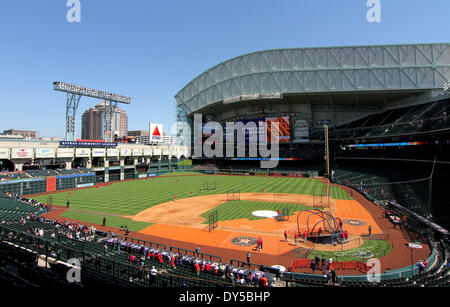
xmin=0 ymin=159 xmax=15 ymax=172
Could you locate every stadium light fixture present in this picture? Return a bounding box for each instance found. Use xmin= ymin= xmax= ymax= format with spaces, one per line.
xmin=53 ymin=81 xmax=131 ymax=104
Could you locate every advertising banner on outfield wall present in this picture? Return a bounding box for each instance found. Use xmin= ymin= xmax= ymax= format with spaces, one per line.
xmin=36 ymin=148 xmax=56 ymax=158
xmin=0 ymin=148 xmax=9 ymax=159
xmin=75 ymin=148 xmax=90 ymax=158
xmin=77 ymin=183 xmax=94 ymax=188
xmin=107 ymin=148 xmax=118 ymax=157
xmin=92 ymin=148 xmax=106 ymax=157
xmin=57 ymin=148 xmax=74 ymax=158
xmin=132 ymin=149 xmax=142 ymax=156
xmin=11 ymin=148 xmax=33 ymax=159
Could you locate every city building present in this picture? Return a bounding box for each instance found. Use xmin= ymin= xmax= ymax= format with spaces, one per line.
xmin=3 ymin=129 xmax=37 ymax=140
xmin=81 ymin=103 xmax=128 ymax=140
xmin=128 ymin=130 xmax=150 ymax=145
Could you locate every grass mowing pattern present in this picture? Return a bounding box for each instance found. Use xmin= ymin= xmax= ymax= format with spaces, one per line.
xmin=61 ymin=211 xmax=153 ymax=232
xmin=158 ymin=171 xmax=202 ymax=177
xmin=200 ymin=200 xmax=315 ymax=224
xmin=307 ymin=240 xmax=392 ymax=262
xmin=34 ymin=174 xmax=351 ymax=218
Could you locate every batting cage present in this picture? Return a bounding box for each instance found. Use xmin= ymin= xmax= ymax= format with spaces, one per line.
xmin=275 ymin=208 xmax=290 ymax=222
xmin=227 ymin=191 xmax=240 ymax=201
xmin=313 ymin=195 xmax=330 ymax=208
xmin=208 ymin=210 xmax=219 ymax=232
xmin=203 ymin=181 xmax=217 ymax=191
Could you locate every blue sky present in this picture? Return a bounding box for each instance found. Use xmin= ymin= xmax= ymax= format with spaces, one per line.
xmin=0 ymin=0 xmax=448 ymax=139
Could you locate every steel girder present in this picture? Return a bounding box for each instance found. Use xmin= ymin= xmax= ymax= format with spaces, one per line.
xmin=175 ymin=44 xmax=450 ymax=115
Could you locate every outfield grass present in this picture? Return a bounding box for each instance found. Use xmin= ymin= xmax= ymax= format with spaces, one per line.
xmin=200 ymin=200 xmax=316 ymax=224
xmin=158 ymin=171 xmax=201 ymax=177
xmin=34 ymin=173 xmax=351 ymax=218
xmin=307 ymin=240 xmax=392 ymax=262
xmin=60 ymin=211 xmax=153 ymax=232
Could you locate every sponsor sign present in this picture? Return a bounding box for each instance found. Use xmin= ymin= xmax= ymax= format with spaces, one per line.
xmin=57 ymin=148 xmax=74 ymax=158
xmin=408 ymin=243 xmax=423 ymax=249
xmin=148 ymin=173 xmax=157 ymax=177
xmin=92 ymin=148 xmax=106 ymax=157
xmin=0 ymin=148 xmax=9 ymax=159
xmin=75 ymin=148 xmax=90 ymax=158
xmin=266 ymin=116 xmax=290 ymax=143
xmin=36 ymin=148 xmax=56 ymax=158
xmin=60 ymin=141 xmax=117 ymax=147
xmin=138 ymin=174 xmax=147 ymax=179
xmin=11 ymin=148 xmax=33 ymax=159
xmin=132 ymin=149 xmax=142 ymax=156
xmin=149 ymin=123 xmax=163 ymax=143
xmin=233 ymin=119 xmax=266 ymax=145
xmin=293 ymin=118 xmax=310 ymax=143
xmin=120 ymin=148 xmax=131 ymax=157
xmin=77 ymin=183 xmax=94 ymax=188
xmin=107 ymin=148 xmax=118 ymax=157
xmin=0 ymin=178 xmax=45 ymax=185
xmin=56 ymin=173 xmax=95 ymax=179
xmin=316 ymin=119 xmax=331 ymax=126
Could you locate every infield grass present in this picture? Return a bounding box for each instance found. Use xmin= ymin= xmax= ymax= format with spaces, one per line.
xmin=307 ymin=240 xmax=392 ymax=262
xmin=200 ymin=200 xmax=316 ymax=223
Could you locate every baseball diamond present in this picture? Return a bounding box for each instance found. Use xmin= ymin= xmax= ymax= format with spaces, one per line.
xmin=0 ymin=9 xmax=449 ymax=290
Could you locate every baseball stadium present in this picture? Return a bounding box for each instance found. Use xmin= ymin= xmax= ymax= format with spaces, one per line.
xmin=1 ymin=43 xmax=450 ymax=289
